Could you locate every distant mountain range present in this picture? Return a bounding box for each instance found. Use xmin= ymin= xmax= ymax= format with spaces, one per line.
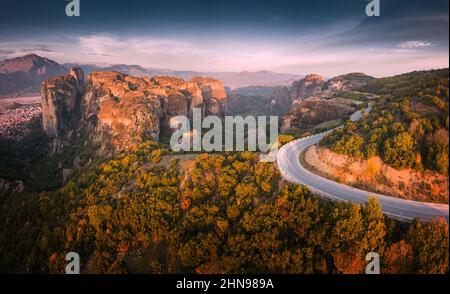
xmin=63 ymin=63 xmax=303 ymax=90
xmin=0 ymin=54 xmax=67 ymax=97
xmin=0 ymin=54 xmax=303 ymax=97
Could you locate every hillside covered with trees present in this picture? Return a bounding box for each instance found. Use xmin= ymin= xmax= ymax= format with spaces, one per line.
xmin=0 ymin=141 xmax=448 ymax=274
xmin=321 ymin=69 xmax=449 ymax=175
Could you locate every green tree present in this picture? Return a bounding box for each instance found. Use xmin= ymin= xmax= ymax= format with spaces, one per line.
xmin=383 ymin=132 xmax=416 ymax=169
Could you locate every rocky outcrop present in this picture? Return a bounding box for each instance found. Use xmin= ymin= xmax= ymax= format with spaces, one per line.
xmin=70 ymin=67 xmax=86 ymax=93
xmin=80 ymin=71 xmax=163 ymax=156
xmin=41 ymin=72 xmax=82 ymax=138
xmin=269 ymin=86 xmax=291 ymax=112
xmin=282 ymin=97 xmax=356 ymax=130
xmin=41 ymin=68 xmax=228 ymax=156
xmin=191 ymin=77 xmax=227 ymax=116
xmin=323 ymin=73 xmax=374 ymax=93
xmin=269 ymin=74 xmax=325 ymax=112
xmin=290 ymin=74 xmax=324 ymax=100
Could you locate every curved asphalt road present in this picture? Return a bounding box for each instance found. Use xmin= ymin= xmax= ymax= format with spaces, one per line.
xmin=277 ymin=109 xmax=449 ymax=222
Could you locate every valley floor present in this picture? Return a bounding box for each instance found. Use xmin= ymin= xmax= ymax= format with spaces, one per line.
xmin=0 ymin=95 xmax=41 ymax=105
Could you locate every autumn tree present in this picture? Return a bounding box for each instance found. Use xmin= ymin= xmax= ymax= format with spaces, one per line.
xmin=407 ymin=218 xmax=449 ymax=274
xmin=382 ymin=240 xmax=414 ymax=274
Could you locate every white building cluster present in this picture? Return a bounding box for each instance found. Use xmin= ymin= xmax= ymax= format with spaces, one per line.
xmin=0 ymin=104 xmax=41 ymax=140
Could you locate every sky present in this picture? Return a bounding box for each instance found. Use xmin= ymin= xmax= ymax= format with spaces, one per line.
xmin=0 ymin=0 xmax=448 ymax=77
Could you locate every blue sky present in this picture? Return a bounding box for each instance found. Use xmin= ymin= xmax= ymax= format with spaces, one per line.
xmin=0 ymin=0 xmax=448 ymax=76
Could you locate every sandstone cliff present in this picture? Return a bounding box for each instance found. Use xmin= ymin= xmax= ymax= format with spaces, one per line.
xmin=80 ymin=71 xmax=163 ymax=156
xmin=191 ymin=77 xmax=227 ymax=117
xmin=41 ymin=68 xmax=228 ymax=156
xmin=41 ymin=69 xmax=83 ymax=138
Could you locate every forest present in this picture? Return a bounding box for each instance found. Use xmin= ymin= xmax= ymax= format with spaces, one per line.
xmin=0 ymin=141 xmax=448 ymax=274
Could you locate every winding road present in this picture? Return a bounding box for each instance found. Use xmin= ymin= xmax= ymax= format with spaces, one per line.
xmin=277 ymin=108 xmax=449 ymax=222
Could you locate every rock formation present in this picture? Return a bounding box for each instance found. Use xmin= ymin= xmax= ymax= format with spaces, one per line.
xmin=70 ymin=67 xmax=86 ymax=93
xmin=290 ymin=74 xmax=324 ymax=100
xmin=191 ymin=77 xmax=227 ymax=116
xmin=269 ymin=86 xmax=291 ymax=112
xmin=41 ymin=68 xmax=228 ymax=156
xmin=79 ymin=71 xmax=163 ymax=156
xmin=41 ymin=72 xmax=82 ymax=138
xmin=282 ymin=97 xmax=356 ymax=131
xmin=323 ymin=72 xmax=374 ymax=93
xmin=269 ymin=72 xmax=374 ymax=113
xmin=269 ymin=74 xmax=325 ymax=112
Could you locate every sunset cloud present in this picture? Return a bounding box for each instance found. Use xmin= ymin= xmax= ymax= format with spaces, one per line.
xmin=398 ymin=41 xmax=433 ymax=50
xmin=0 ymin=0 xmax=447 ymax=77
